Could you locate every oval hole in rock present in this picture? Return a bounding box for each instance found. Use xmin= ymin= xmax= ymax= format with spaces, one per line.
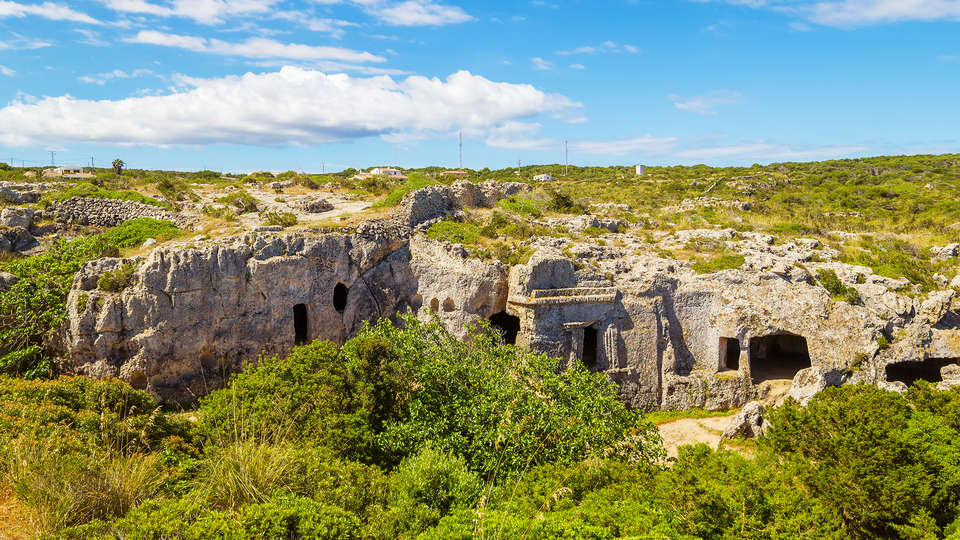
xmin=430 ymin=298 xmax=440 ymax=312
xmin=128 ymin=371 xmax=148 ymax=390
xmin=443 ymin=298 xmax=456 ymax=312
xmin=333 ymin=283 xmax=349 ymax=313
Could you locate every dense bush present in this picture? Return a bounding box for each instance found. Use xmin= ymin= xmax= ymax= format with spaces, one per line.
xmin=201 ymin=318 xmax=658 ymax=475
xmin=816 ymin=268 xmax=861 ymax=304
xmin=0 ymin=219 xmax=179 ymax=377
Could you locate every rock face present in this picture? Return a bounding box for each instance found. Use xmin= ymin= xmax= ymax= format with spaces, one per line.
xmin=60 ymin=183 xmax=960 ymax=409
xmin=48 ymin=197 xmax=193 ymax=229
xmin=296 ymin=197 xmax=334 ymax=214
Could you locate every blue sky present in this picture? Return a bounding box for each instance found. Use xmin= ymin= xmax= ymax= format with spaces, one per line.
xmin=0 ymin=0 xmax=957 ymax=172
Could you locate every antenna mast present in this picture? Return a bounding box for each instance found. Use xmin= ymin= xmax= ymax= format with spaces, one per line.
xmin=564 ymin=140 xmax=569 ymax=176
xmin=458 ymin=130 xmax=463 ymax=170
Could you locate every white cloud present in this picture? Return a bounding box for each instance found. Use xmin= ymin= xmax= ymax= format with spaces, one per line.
xmin=79 ymin=68 xmax=156 ymax=85
xmin=102 ymin=0 xmax=473 ymax=27
xmin=74 ymin=29 xmax=109 ymax=46
xmin=556 ymin=41 xmax=639 ymax=56
xmin=101 ymin=0 xmax=281 ymax=25
xmin=367 ymin=0 xmax=472 ymax=26
xmin=673 ymin=143 xmax=868 ymax=161
xmin=0 ymin=1 xmax=101 ymax=24
xmin=571 ymin=135 xmax=680 ymax=156
xmin=0 ymin=67 xmax=579 ymax=146
xmin=702 ymin=0 xmax=960 ymax=28
xmin=126 ymin=31 xmax=386 ymax=63
xmin=668 ymin=90 xmax=743 ymax=115
xmin=569 ymin=63 xmax=585 ymax=69
xmin=0 ymin=65 xmax=14 ymax=76
xmin=531 ymin=57 xmax=553 ymax=70
xmin=0 ymin=32 xmax=51 ymax=50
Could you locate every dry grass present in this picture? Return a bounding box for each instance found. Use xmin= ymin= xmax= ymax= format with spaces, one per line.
xmin=0 ymin=483 xmax=43 ymax=540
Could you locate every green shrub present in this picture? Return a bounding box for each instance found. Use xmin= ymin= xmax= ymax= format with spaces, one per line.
xmin=259 ymin=210 xmax=298 ymax=228
xmin=201 ymin=204 xmax=239 ymax=221
xmin=691 ymin=254 xmax=745 ymax=274
xmin=217 ymin=191 xmax=259 ymax=213
xmin=498 ymin=196 xmax=544 ymax=217
xmin=191 ymin=441 xmax=300 ymax=509
xmin=380 ymin=445 xmax=482 ymax=538
xmin=546 ymin=187 xmax=586 ymax=214
xmin=61 ymin=496 xmax=362 ymax=540
xmin=97 ymin=264 xmax=136 ymax=293
xmin=99 ymin=218 xmax=180 ymax=248
xmin=425 ymin=220 xmax=482 ymax=245
xmin=816 ymin=268 xmax=861 ymax=304
xmin=372 ymin=173 xmax=442 ymax=208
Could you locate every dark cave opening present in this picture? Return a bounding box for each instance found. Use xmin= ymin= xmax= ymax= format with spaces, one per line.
xmin=750 ymin=334 xmax=811 ymax=383
xmin=886 ymin=358 xmax=959 ymax=387
xmin=721 ymin=337 xmax=741 ymax=371
xmin=583 ymin=326 xmax=599 ymax=370
xmin=488 ymin=311 xmax=520 ymax=345
xmin=294 ymin=304 xmax=309 ymax=345
xmin=333 ymin=283 xmax=349 ymax=313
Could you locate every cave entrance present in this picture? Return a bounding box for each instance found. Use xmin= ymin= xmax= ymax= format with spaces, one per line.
xmin=749 ymin=334 xmax=811 ymax=383
xmin=488 ymin=311 xmax=520 ymax=345
xmin=582 ymin=326 xmax=599 ymax=370
xmin=720 ymin=337 xmax=741 ymax=371
xmin=294 ymin=304 xmax=309 ymax=345
xmin=886 ymin=358 xmax=959 ymax=387
xmin=333 ymin=283 xmax=349 ymax=314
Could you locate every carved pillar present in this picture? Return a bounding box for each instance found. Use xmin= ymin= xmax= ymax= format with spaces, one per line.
xmin=601 ymin=320 xmax=620 ymax=371
xmin=568 ymin=327 xmax=584 ymax=369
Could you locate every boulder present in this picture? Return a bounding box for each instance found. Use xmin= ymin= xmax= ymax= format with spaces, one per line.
xmin=1 ymin=226 xmax=38 ymax=252
xmin=296 ymin=197 xmax=334 ymax=214
xmin=0 ymin=271 xmax=19 ymax=292
xmin=722 ymin=401 xmax=766 ymax=439
xmin=1 ymin=207 xmax=34 ymax=229
xmin=789 ymin=367 xmax=848 ymax=405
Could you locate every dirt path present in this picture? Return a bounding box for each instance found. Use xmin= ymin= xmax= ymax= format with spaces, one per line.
xmin=658 ymin=415 xmax=735 ymax=459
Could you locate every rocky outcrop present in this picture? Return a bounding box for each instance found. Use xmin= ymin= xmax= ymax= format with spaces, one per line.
xmin=48 ymin=197 xmax=193 ymax=229
xmin=59 ymin=183 xmax=960 ymax=410
xmin=296 ymin=197 xmax=334 ymax=214
xmin=722 ymin=401 xmax=766 ymax=439
xmin=393 ymin=180 xmax=530 ymax=229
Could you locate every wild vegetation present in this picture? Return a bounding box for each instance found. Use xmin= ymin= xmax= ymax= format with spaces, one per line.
xmin=4 ymin=155 xmax=960 ymax=536
xmin=2 ymin=317 xmax=960 ymax=537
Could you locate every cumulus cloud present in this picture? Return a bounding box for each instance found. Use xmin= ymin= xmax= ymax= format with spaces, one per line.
xmin=668 ymin=90 xmax=743 ymax=115
xmin=0 ymin=67 xmax=579 ymax=147
xmin=125 ymin=30 xmax=386 ymax=63
xmin=0 ymin=1 xmax=101 ymax=24
xmin=0 ymin=64 xmax=14 ymax=76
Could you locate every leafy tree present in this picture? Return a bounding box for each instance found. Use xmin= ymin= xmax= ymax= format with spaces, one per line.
xmin=112 ymin=159 xmax=124 ymax=176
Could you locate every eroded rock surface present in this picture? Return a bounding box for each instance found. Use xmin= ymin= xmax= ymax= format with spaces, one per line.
xmin=61 ymin=184 xmax=960 ymax=409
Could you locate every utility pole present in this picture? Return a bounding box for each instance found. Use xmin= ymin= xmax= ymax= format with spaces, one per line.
xmin=49 ymin=151 xmax=55 ymax=167
xmin=322 ymin=162 xmax=325 ymax=174
xmin=458 ymin=130 xmax=463 ymax=170
xmin=517 ymin=159 xmax=521 ymax=177
xmin=90 ymin=157 xmax=94 ymax=169
xmin=564 ymin=140 xmax=569 ymax=176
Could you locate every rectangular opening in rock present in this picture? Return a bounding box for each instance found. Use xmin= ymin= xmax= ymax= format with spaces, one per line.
xmin=885 ymin=358 xmax=959 ymax=387
xmin=749 ymin=334 xmax=811 ymax=383
xmin=582 ymin=326 xmax=598 ymax=370
xmin=488 ymin=311 xmax=520 ymax=345
xmin=720 ymin=337 xmax=740 ymax=371
xmin=294 ymin=303 xmax=309 ymax=345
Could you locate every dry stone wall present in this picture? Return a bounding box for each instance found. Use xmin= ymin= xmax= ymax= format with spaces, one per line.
xmin=48 ymin=197 xmax=193 ymax=229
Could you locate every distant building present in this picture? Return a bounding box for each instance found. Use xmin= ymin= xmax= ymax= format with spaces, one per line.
xmin=441 ymin=170 xmax=470 ymax=178
xmin=355 ymin=167 xmax=408 ymax=181
xmin=43 ymin=166 xmax=94 ymax=180
xmin=533 ymin=173 xmax=553 ymax=182
xmin=635 ymin=165 xmax=646 ymax=176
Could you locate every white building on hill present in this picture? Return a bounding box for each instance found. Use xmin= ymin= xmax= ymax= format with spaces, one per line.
xmin=534 ymin=173 xmax=553 ymax=182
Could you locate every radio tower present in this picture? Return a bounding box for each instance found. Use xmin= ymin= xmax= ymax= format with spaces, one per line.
xmin=564 ymin=140 xmax=569 ymax=176
xmin=458 ymin=130 xmax=463 ymax=170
